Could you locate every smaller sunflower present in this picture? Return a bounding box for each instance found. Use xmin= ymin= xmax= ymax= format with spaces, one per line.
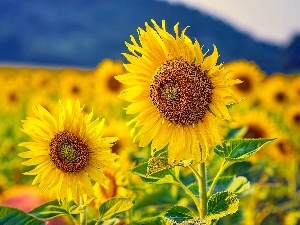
xmin=257 ymin=73 xmax=291 ymax=111
xmin=93 ymin=168 xmax=130 ymax=206
xmin=19 ymin=99 xmax=120 ymax=203
xmin=290 ymin=74 xmax=300 ymax=101
xmin=229 ymin=106 xmax=278 ymax=161
xmin=224 ymin=60 xmax=266 ymax=101
xmin=93 ymin=59 xmax=126 ymax=106
xmin=285 ymin=103 xmax=300 ymax=131
xmin=271 ymin=137 xmax=297 ymax=163
xmin=58 ymin=69 xmax=94 ymax=102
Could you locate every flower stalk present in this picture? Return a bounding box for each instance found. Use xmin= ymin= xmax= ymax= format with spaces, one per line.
xmin=198 ymin=162 xmax=207 ymax=218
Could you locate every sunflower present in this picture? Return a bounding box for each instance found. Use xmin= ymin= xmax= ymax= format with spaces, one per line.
xmin=285 ymin=103 xmax=300 ymax=131
xmin=18 ymin=99 xmax=120 ymax=203
xmin=257 ymin=73 xmax=291 ymax=111
xmin=29 ymin=68 xmax=58 ymax=96
xmin=0 ymin=73 xmax=27 ymax=113
xmin=93 ymin=168 xmax=130 ymax=206
xmin=58 ymin=69 xmax=94 ymax=102
xmin=224 ymin=60 xmax=266 ymax=102
xmin=93 ymin=59 xmax=126 ymax=111
xmin=116 ymin=20 xmax=239 ymax=164
xmin=229 ymin=107 xmax=277 ymax=139
xmin=229 ymin=106 xmax=278 ymax=161
xmin=290 ymin=74 xmax=300 ymax=101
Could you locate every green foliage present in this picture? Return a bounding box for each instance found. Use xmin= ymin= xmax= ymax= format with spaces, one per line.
xmin=205 ymin=191 xmax=239 ymax=223
xmin=131 ymin=162 xmax=177 ymax=184
xmin=128 ymin=216 xmax=165 ymax=225
xmin=29 ymin=199 xmax=71 ymax=220
xmin=214 ymin=138 xmax=275 ymax=162
xmin=0 ymin=206 xmax=44 ymax=225
xmin=164 ymin=205 xmax=195 ymax=223
xmin=98 ymin=198 xmax=134 ymax=220
xmin=208 ymin=176 xmax=250 ymax=195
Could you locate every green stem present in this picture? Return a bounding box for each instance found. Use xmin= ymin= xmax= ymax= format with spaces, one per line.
xmin=176 ymin=179 xmax=201 ymax=215
xmin=207 ymin=160 xmax=231 ymax=198
xmin=79 ymin=197 xmax=87 ymax=225
xmin=198 ymin=162 xmax=207 ymax=218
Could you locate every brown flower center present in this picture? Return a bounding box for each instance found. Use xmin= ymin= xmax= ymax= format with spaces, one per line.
xmin=235 ymin=75 xmax=252 ymax=92
xmin=149 ymin=58 xmax=213 ymax=125
xmin=274 ymin=92 xmax=286 ymax=103
xmin=293 ymin=113 xmax=300 ymax=125
xmin=107 ymin=76 xmax=122 ymax=92
xmin=49 ymin=131 xmax=89 ymax=173
xmin=244 ymin=125 xmax=265 ymax=138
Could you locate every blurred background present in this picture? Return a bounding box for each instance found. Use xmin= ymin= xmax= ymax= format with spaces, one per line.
xmin=0 ymin=0 xmax=299 ymax=73
xmin=0 ymin=1 xmax=300 ymax=224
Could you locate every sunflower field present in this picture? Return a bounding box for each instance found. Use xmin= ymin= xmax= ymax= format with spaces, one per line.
xmin=0 ymin=20 xmax=300 ymax=225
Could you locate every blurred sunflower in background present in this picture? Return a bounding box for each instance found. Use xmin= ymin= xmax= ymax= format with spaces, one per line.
xmin=93 ymin=168 xmax=130 ymax=206
xmin=94 ymin=59 xmax=126 ymax=106
xmin=18 ymin=99 xmax=120 ymax=203
xmin=0 ymin=74 xmax=27 ymax=114
xmin=257 ymin=73 xmax=292 ymax=112
xmin=58 ymin=68 xmax=94 ymax=103
xmin=224 ymin=59 xmax=266 ymax=103
xmin=289 ymin=74 xmax=300 ymax=101
xmin=229 ymin=106 xmax=278 ymax=161
xmin=116 ymin=19 xmax=240 ymax=164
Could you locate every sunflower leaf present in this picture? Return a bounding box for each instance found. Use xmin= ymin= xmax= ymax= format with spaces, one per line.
xmin=131 ymin=162 xmax=177 ymax=184
xmin=207 ymin=176 xmax=250 ymax=194
xmin=0 ymin=206 xmax=44 ymax=225
xmin=164 ymin=205 xmax=195 ymax=223
xmin=98 ymin=197 xmax=134 ymax=220
xmin=214 ymin=138 xmax=275 ymax=162
xmin=205 ymin=191 xmax=239 ymax=223
xmin=29 ymin=199 xmax=70 ymax=220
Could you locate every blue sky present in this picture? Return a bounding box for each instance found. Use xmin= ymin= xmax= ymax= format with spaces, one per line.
xmin=163 ymin=0 xmax=300 ymax=45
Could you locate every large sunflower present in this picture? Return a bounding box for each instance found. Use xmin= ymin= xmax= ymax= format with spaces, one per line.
xmin=18 ymin=99 xmax=119 ymax=202
xmin=116 ymin=20 xmax=239 ymax=164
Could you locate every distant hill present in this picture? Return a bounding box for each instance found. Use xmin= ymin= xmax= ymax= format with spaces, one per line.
xmin=0 ymin=0 xmax=298 ymax=74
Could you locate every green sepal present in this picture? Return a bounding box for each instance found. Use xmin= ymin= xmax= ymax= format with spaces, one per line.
xmin=205 ymin=191 xmax=239 ymax=223
xmin=0 ymin=206 xmax=44 ymax=225
xmin=214 ymin=138 xmax=275 ymax=162
xmin=98 ymin=197 xmax=134 ymax=220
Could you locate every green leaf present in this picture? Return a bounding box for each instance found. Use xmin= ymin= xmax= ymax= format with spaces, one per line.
xmin=214 ymin=138 xmax=275 ymax=162
xmin=128 ymin=216 xmax=165 ymax=225
xmin=147 ymin=155 xmax=171 ymax=176
xmin=131 ymin=162 xmax=176 ymax=184
xmin=99 ymin=198 xmax=134 ymax=220
xmin=188 ymin=182 xmax=199 ymax=197
xmin=205 ymin=191 xmax=239 ymax=223
xmin=164 ymin=205 xmax=195 ymax=223
xmin=29 ymin=199 xmax=70 ymax=220
xmin=0 ymin=206 xmax=44 ymax=225
xmin=208 ymin=176 xmax=250 ymax=194
xmin=95 ymin=218 xmax=121 ymax=225
xmin=226 ymin=126 xmax=248 ymax=139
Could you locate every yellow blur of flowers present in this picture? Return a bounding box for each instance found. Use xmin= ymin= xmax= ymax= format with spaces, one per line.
xmin=116 ymin=19 xmax=240 ymax=164
xmin=18 ymin=99 xmax=120 ymax=203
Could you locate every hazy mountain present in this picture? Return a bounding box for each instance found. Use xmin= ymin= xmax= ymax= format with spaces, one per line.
xmin=0 ymin=0 xmax=297 ymax=74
